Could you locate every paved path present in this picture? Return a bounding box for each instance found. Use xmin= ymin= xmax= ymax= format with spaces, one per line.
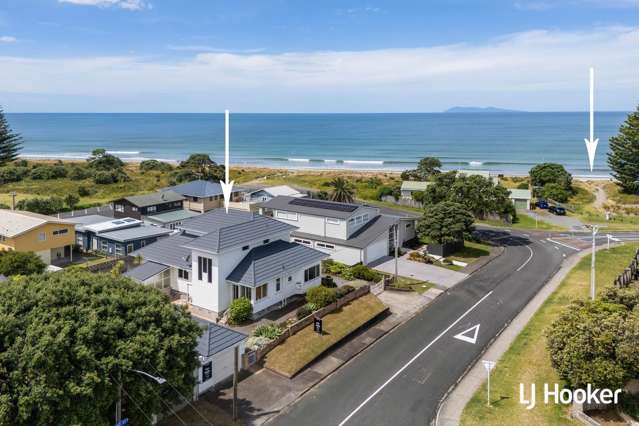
xmin=269 ymin=229 xmax=576 ymax=426
xmin=371 ymin=254 xmax=468 ymax=289
xmin=521 ymin=209 xmax=584 ymax=230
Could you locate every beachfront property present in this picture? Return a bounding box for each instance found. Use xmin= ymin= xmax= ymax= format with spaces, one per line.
xmin=166 ymin=180 xmax=245 ymax=213
xmin=245 ymin=185 xmax=306 ymax=203
xmin=126 ymin=208 xmax=328 ymax=316
xmin=144 ymin=209 xmax=201 ymax=230
xmin=457 ymin=169 xmax=500 ymax=185
xmin=112 ymin=190 xmax=185 ymax=220
xmin=0 ymin=209 xmax=76 ymax=265
xmin=257 ymin=196 xmax=418 ymax=266
xmin=508 ymin=188 xmax=533 ymax=210
xmin=400 ymin=181 xmax=432 ymax=199
xmin=67 ymin=214 xmax=172 ymax=257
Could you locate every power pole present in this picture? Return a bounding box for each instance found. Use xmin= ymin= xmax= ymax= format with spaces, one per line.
xmin=394 ymin=224 xmax=399 ymax=284
xmin=590 ymin=225 xmax=600 ymax=300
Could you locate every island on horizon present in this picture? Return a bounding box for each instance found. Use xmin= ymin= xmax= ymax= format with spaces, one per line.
xmin=444 ymin=106 xmax=523 ymax=113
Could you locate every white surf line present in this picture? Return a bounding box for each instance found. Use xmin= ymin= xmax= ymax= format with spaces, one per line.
xmin=337 ymin=290 xmax=494 ymax=426
xmin=516 ymin=245 xmax=534 ymax=272
xmin=546 ymin=238 xmax=580 ymax=251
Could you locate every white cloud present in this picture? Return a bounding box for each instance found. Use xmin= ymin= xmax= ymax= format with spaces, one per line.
xmin=1 ymin=26 xmax=639 ymax=111
xmin=58 ymin=0 xmax=151 ymax=11
xmin=0 ymin=36 xmax=17 ymax=43
xmin=166 ymin=45 xmax=266 ymax=53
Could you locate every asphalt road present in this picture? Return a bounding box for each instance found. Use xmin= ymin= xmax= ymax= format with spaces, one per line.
xmin=269 ymin=229 xmax=579 ymax=426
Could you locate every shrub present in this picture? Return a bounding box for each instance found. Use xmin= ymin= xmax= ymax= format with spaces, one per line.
xmin=296 ymin=304 xmax=314 ymax=320
xmin=227 ymin=297 xmax=253 ymax=324
xmin=68 ymin=166 xmax=91 ymax=181
xmin=0 ymin=166 xmax=28 ymax=184
xmin=350 ymin=264 xmax=382 ymax=282
xmin=408 ymin=251 xmax=432 ymax=264
xmin=335 ymin=285 xmax=355 ymax=299
xmin=321 ymin=276 xmax=337 ymax=288
xmin=306 ymin=286 xmax=337 ymax=308
xmin=516 ymin=182 xmax=530 ymax=190
xmin=77 ymin=186 xmax=93 ymax=197
xmin=0 ymin=251 xmax=47 ymax=276
xmin=16 ymin=196 xmax=65 ymax=215
xmin=321 ymin=259 xmax=336 ymax=274
xmin=93 ymin=170 xmax=129 ymax=185
xmin=376 ymin=186 xmax=394 ymax=200
xmin=341 ymin=268 xmax=355 ymax=281
xmin=29 ymin=165 xmax=68 ymax=180
xmin=327 ymin=261 xmax=349 ymax=275
xmin=139 ymin=159 xmax=173 ymax=173
xmin=246 ymin=336 xmax=272 ymax=351
xmin=253 ymin=323 xmax=283 ymax=340
xmin=540 ymin=182 xmax=570 ymax=203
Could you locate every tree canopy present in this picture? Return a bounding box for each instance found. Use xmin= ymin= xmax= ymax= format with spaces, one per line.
xmin=0 ymin=271 xmax=201 ymax=425
xmin=0 ymin=251 xmax=46 ymax=276
xmin=328 ymin=177 xmax=355 ymax=203
xmin=401 ymin=156 xmax=442 ymax=181
xmin=608 ymin=106 xmax=639 ymax=194
xmin=0 ymin=107 xmax=23 ymax=166
xmin=529 ymin=163 xmax=572 ymax=191
xmin=417 ymin=201 xmax=475 ymax=244
xmin=87 ymin=148 xmax=125 ymax=171
xmin=174 ymin=153 xmax=225 ymax=183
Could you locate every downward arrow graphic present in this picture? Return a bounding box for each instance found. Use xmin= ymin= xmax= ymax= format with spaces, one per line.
xmin=584 ymin=67 xmax=598 ymax=172
xmin=220 ymin=110 xmax=234 ymax=213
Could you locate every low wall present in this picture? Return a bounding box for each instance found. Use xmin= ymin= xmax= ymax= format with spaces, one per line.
xmin=614 ymin=248 xmax=639 ymax=288
xmin=427 ymin=240 xmax=464 ymax=258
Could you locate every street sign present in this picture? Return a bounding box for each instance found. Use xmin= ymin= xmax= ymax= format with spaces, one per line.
xmin=482 ymin=360 xmax=496 ymax=407
xmin=482 ymin=360 xmax=496 ymax=372
xmin=114 ymin=419 xmax=129 ymax=426
xmin=453 ymin=324 xmax=480 ymax=345
xmin=313 ymin=317 xmax=323 ymax=334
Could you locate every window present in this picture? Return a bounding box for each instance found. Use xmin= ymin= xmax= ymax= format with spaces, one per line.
xmin=193 ymin=197 xmax=199 ymax=202
xmin=316 ymin=242 xmax=335 ymax=250
xmin=53 ymin=229 xmax=68 ymax=236
xmin=293 ymin=238 xmax=312 ymax=246
xmin=326 ymin=218 xmax=340 ymax=225
xmin=202 ymin=361 xmax=212 ymax=382
xmin=233 ymin=285 xmax=252 ymax=300
xmin=209 ymin=197 xmax=214 ymax=201
xmin=355 ymin=215 xmax=363 ymax=224
xmin=115 ymin=245 xmax=124 ymax=256
xmin=304 ymin=265 xmax=320 ymax=282
xmin=242 ymin=245 xmax=250 ymax=251
xmin=256 ymin=284 xmax=268 ymax=300
xmin=126 ymin=243 xmax=134 ymax=254
xmin=0 ymin=234 xmax=5 ymax=242
xmin=147 ymin=206 xmax=157 ymax=213
xmin=38 ymin=232 xmax=46 ymax=241
xmin=100 ymin=240 xmax=108 ymax=251
xmin=362 ymin=214 xmax=369 ymax=222
xmin=141 ymin=241 xmax=146 ymax=247
xmin=406 ymin=223 xmax=412 ymax=229
xmin=178 ymin=269 xmax=190 ymax=280
xmin=288 ymin=276 xmax=292 ymax=282
xmin=276 ymin=211 xmax=298 ymax=221
xmin=198 ymin=256 xmax=212 ymax=283
xmin=348 ymin=218 xmax=355 ymax=224
xmin=115 ymin=204 xmax=124 ymax=212
xmin=263 ymin=239 xmax=270 ymax=245
xmin=276 ymin=278 xmax=281 ymax=292
xmin=132 ymin=207 xmax=138 ymax=212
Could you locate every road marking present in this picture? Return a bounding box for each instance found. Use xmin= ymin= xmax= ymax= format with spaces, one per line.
xmin=453 ymin=324 xmax=480 ymax=344
xmin=337 ymin=290 xmax=494 ymax=426
xmin=516 ymin=245 xmax=534 ymax=272
xmin=546 ymin=238 xmax=580 ymax=251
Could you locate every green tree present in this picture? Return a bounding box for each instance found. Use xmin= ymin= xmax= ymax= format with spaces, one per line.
xmin=449 ymin=175 xmax=513 ymax=219
xmin=422 ymin=171 xmax=457 ymax=205
xmin=0 ymin=107 xmax=23 ymax=166
xmin=16 ymin=196 xmax=65 ymax=215
xmin=608 ymin=106 xmax=639 ymax=193
xmin=529 ymin=163 xmax=572 ymax=193
xmin=417 ymin=201 xmax=475 ymax=244
xmin=64 ymin=194 xmax=80 ymax=210
xmin=0 ymin=271 xmax=201 ymax=425
xmin=328 ymin=177 xmax=355 ymax=203
xmin=175 ymin=153 xmax=225 ymax=183
xmin=540 ymin=182 xmax=570 ymax=203
xmin=0 ymin=251 xmax=46 ymax=276
xmin=87 ymin=148 xmax=125 ymax=171
xmin=401 ymin=157 xmax=442 ymax=181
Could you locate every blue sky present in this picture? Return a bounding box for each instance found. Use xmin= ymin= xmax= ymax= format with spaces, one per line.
xmin=1 ymin=0 xmax=639 ymax=112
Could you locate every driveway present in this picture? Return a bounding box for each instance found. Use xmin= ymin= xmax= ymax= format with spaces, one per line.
xmin=521 ymin=209 xmax=585 ymax=230
xmin=370 ymin=255 xmax=468 ymax=289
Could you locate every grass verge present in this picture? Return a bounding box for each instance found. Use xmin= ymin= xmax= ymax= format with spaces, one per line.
xmin=460 ymin=242 xmax=639 ymax=426
xmin=264 ymin=293 xmax=386 ymax=378
xmin=387 ymin=275 xmax=434 ymax=294
xmin=478 ymin=213 xmax=566 ymax=232
xmin=448 ymin=241 xmax=492 ymax=264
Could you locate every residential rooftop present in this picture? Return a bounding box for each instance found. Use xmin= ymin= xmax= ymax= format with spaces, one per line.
xmin=193 ymin=317 xmax=247 ymax=358
xmin=122 ymin=190 xmax=185 ymax=207
xmin=96 ymin=225 xmax=172 ymax=243
xmin=292 ymin=214 xmax=398 ymax=249
xmin=508 ymin=188 xmax=532 ymax=199
xmin=400 ymin=181 xmax=432 ymax=192
xmin=131 ymin=233 xmax=195 ymax=270
xmin=0 ymin=209 xmax=71 ymax=238
xmin=123 ymin=261 xmax=169 ymax=282
xmin=82 ymin=217 xmax=142 ymax=234
xmin=166 ymin=180 xmax=244 ymax=198
xmin=258 ymin=196 xmax=366 ymax=219
xmin=145 ymin=209 xmax=200 ymax=224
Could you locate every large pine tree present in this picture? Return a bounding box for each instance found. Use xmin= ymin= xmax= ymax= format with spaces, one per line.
xmin=0 ymin=107 xmax=23 ymax=166
xmin=608 ymin=105 xmax=639 ymax=193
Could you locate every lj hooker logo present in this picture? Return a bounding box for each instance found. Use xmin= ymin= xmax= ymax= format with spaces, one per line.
xmin=519 ymin=383 xmax=622 ymax=410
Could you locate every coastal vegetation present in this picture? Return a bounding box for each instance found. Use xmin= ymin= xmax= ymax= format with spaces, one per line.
xmin=327 ymin=176 xmax=355 ymax=203
xmin=529 ymin=162 xmax=573 ymax=202
xmin=0 ymin=251 xmax=46 ymax=276
xmin=401 ymin=156 xmax=442 ymax=181
xmin=0 ymin=107 xmax=22 ymax=167
xmin=417 ymin=201 xmax=475 ymax=244
xmin=608 ymin=105 xmax=639 ymax=194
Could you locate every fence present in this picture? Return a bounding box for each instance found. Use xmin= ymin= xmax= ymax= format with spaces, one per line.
xmin=614 ymin=248 xmax=639 ymax=289
xmin=245 ymin=284 xmax=371 ymax=367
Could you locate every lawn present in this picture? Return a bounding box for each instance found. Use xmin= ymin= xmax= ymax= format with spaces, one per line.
xmin=387 ymin=275 xmax=434 ymax=294
xmin=263 ymin=293 xmax=386 ymax=378
xmin=478 ymin=213 xmax=566 ymax=232
xmin=460 ymin=242 xmax=639 ymax=426
xmin=604 ymin=182 xmax=639 ymax=205
xmin=448 ymin=241 xmax=492 ymax=264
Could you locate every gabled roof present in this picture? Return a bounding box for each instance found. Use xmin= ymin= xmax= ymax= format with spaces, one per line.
xmin=123 ymin=261 xmax=169 ymax=282
xmin=260 ymin=185 xmax=305 ymax=197
xmin=181 ymin=210 xmax=297 ymax=254
xmin=193 ymin=317 xmax=247 ymax=357
xmin=508 ymin=188 xmax=532 ymax=200
xmin=121 ymin=190 xmax=184 ymax=208
xmin=0 ymin=209 xmax=71 ymax=238
xmin=166 ymin=180 xmax=244 ymax=198
xmin=258 ymin=196 xmax=368 ymax=220
xmin=131 ymin=233 xmax=195 ymax=270
xmin=227 ymin=240 xmax=328 ymax=287
xmin=400 ymin=181 xmax=431 ymax=191
xmin=292 ymin=214 xmax=398 ymax=249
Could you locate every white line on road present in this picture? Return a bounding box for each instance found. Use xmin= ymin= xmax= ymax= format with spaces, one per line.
xmin=516 ymin=245 xmax=534 ymax=272
xmin=337 ymin=290 xmax=495 ymax=426
xmin=546 ymin=238 xmax=580 ymax=251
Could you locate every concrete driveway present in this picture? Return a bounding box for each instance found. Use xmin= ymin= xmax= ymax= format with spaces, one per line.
xmin=370 ymin=255 xmax=468 ymax=289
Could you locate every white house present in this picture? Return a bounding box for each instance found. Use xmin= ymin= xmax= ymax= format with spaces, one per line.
xmin=258 ymin=196 xmax=419 ymax=266
xmin=508 ymin=188 xmax=533 ymax=210
xmin=400 ymin=181 xmax=431 ymax=199
xmin=125 ymin=209 xmax=327 ymax=316
xmin=245 ymin=185 xmax=306 ymax=204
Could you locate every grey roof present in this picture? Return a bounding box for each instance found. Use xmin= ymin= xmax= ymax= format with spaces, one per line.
xmin=54 ymin=205 xmax=114 ymax=219
xmin=123 ymin=190 xmax=185 ymax=208
xmin=292 ymin=214 xmax=398 ymax=249
xmin=165 ymin=180 xmax=244 ymax=198
xmin=194 ymin=317 xmax=247 ymax=357
xmin=180 ymin=209 xmax=297 ymax=253
xmin=145 ymin=209 xmax=200 ymax=224
xmin=130 ymin=233 xmax=195 ymax=269
xmin=258 ymin=196 xmax=366 ymax=220
xmin=98 ymin=225 xmax=172 ymax=243
xmin=124 ymin=261 xmax=169 ymax=282
xmin=367 ymin=205 xmax=421 ymax=219
xmin=227 ymin=240 xmax=328 ymax=287
xmin=65 ymin=214 xmax=114 ymax=225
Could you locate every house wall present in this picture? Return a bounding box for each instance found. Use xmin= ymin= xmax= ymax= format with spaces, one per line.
xmin=399 ymin=219 xmax=417 ymax=243
xmin=291 ymin=236 xmax=363 ymax=266
xmin=0 ymin=222 xmax=75 ymax=264
xmin=345 ymin=206 xmax=380 ymax=238
xmin=95 ymin=235 xmax=166 ymax=257
xmin=196 ymin=340 xmax=246 ymax=396
xmin=113 ymin=199 xmax=183 ymax=219
xmin=183 ymin=193 xmax=244 ymax=213
xmin=364 ymin=231 xmax=390 ymax=264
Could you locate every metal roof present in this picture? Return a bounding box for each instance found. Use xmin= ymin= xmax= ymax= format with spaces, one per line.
xmin=54 ymin=204 xmax=114 ymax=219
xmin=508 ymin=188 xmax=532 ymax=200
xmin=0 ymin=209 xmax=71 ymax=238
xmin=292 ymin=214 xmax=398 ymax=249
xmin=82 ymin=218 xmax=142 ymax=234
xmin=261 ymin=185 xmax=305 ymax=197
xmin=400 ymin=181 xmax=432 ymax=191
xmin=98 ymin=225 xmax=172 ymax=243
xmin=182 ymin=211 xmax=297 ymax=254
xmin=145 ymin=209 xmax=200 ymax=224
xmin=124 ymin=261 xmax=169 ymax=282
xmin=193 ymin=317 xmax=247 ymax=357
xmin=166 ymin=180 xmax=244 ymax=198
xmin=370 ymin=205 xmax=421 ymax=219
xmin=258 ymin=196 xmax=367 ymax=220
xmin=130 ymin=233 xmax=195 ymax=269
xmin=122 ymin=190 xmax=185 ymax=208
xmin=227 ymin=240 xmax=328 ymax=287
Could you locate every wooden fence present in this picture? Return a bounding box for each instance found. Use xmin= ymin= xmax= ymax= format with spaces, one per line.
xmin=614 ymin=248 xmax=639 ymax=289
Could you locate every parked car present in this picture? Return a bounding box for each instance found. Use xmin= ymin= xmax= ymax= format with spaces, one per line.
xmin=548 ymin=205 xmax=556 ymax=214
xmin=553 ymin=206 xmax=566 ymax=216
xmin=536 ymin=199 xmax=549 ymax=209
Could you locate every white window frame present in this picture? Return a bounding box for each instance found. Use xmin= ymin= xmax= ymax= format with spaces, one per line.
xmin=326 ymin=218 xmax=340 ymax=225
xmin=38 ymin=232 xmax=46 ymax=241
xmin=115 ymin=204 xmax=124 ymax=212
xmin=256 ymin=283 xmax=268 ymax=301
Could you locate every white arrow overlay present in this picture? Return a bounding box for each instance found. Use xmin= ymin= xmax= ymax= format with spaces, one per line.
xmin=584 ymin=67 xmax=598 ymax=172
xmin=453 ymin=324 xmax=480 ymax=345
xmin=220 ymin=109 xmax=234 ymax=213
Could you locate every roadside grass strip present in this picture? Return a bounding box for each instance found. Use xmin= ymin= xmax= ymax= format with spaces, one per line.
xmin=263 ymin=293 xmax=387 ymax=378
xmin=460 ymin=242 xmax=639 ymax=426
xmin=448 ymin=241 xmax=492 ymax=264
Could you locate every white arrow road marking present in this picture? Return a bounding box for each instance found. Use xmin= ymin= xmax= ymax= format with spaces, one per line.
xmin=453 ymin=324 xmax=480 ymax=345
xmin=546 ymin=238 xmax=580 ymax=251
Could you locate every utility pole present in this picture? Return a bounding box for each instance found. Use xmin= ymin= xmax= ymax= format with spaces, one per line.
xmin=590 ymin=225 xmax=600 ymax=300
xmin=394 ymin=224 xmax=399 ymax=284
xmin=116 ymin=371 xmax=122 ymax=424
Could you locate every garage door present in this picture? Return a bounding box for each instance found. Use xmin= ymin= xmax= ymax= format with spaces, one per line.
xmin=366 ymin=235 xmax=389 ymax=265
xmin=514 ymin=199 xmax=528 ymax=210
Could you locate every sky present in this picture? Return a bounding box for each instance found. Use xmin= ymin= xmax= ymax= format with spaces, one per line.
xmin=1 ymin=0 xmax=639 ymax=112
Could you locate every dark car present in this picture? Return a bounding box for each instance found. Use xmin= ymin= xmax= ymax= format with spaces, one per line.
xmin=548 ymin=205 xmax=556 ymax=214
xmin=536 ymin=199 xmax=549 ymax=209
xmin=553 ymin=206 xmax=566 ymax=216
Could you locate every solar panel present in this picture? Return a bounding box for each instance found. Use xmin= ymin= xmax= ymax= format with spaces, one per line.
xmin=290 ymin=197 xmax=359 ymax=212
xmin=112 ymin=221 xmax=125 ymax=225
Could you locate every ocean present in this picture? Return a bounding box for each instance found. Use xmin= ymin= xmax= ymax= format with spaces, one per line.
xmin=5 ymin=112 xmax=629 ymax=176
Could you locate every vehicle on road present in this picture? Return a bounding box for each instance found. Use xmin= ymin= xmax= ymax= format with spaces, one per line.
xmin=553 ymin=206 xmax=566 ymax=215
xmin=536 ymin=199 xmax=549 ymax=209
